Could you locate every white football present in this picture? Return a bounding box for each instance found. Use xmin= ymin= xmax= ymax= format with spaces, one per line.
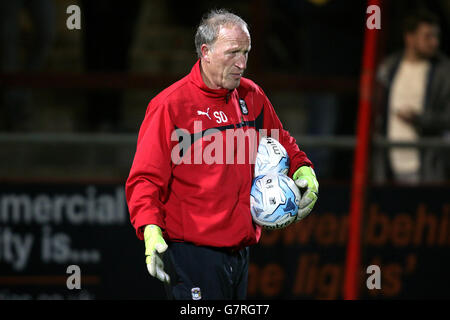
xmin=250 ymin=173 xmax=300 ymax=229
xmin=254 ymin=136 xmax=290 ymax=177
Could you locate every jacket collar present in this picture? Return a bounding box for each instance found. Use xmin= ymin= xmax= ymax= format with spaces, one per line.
xmin=189 ymin=59 xmax=234 ymax=101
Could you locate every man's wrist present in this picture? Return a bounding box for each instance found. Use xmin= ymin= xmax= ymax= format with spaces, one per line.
xmin=143 ymin=224 xmax=163 ymax=239
xmin=292 ymin=165 xmax=313 ymax=181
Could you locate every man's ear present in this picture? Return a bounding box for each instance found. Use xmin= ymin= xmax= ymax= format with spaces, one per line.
xmin=201 ymin=44 xmax=211 ymax=63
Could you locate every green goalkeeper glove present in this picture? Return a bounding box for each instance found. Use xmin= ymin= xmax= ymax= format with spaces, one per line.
xmin=293 ymin=166 xmax=319 ymax=221
xmin=144 ymin=224 xmax=170 ymax=283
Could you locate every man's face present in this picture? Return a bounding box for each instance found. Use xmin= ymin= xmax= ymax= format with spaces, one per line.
xmin=202 ymin=24 xmax=251 ymax=90
xmin=406 ymin=22 xmax=440 ymax=59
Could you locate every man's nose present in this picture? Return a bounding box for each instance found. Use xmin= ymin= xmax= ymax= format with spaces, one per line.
xmin=235 ymin=54 xmax=247 ymax=70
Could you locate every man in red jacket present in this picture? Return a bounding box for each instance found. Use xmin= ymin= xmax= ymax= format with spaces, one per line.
xmin=126 ymin=9 xmax=319 ymax=300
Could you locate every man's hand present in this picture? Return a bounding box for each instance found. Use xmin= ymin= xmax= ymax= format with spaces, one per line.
xmin=293 ymin=166 xmax=319 ymax=221
xmin=144 ymin=224 xmax=170 ymax=283
xmin=395 ymin=109 xmax=420 ymax=127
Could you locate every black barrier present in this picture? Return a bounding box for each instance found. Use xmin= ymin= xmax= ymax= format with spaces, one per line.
xmin=363 ymin=185 xmax=450 ymax=299
xmin=0 ymin=183 xmax=449 ymax=299
xmin=250 ymin=184 xmax=450 ymax=299
xmin=0 ymin=184 xmax=164 ymax=300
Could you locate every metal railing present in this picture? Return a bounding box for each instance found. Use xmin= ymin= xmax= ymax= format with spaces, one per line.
xmin=0 ymin=72 xmax=358 ymax=92
xmin=1 ymin=133 xmax=450 ymax=149
xmin=1 ymin=133 xmax=449 ymax=183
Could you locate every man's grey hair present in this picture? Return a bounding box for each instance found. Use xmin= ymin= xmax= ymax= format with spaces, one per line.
xmin=195 ymin=9 xmax=249 ymax=59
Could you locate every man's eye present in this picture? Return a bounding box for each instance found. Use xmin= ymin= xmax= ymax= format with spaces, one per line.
xmin=230 ymin=50 xmax=249 ymax=55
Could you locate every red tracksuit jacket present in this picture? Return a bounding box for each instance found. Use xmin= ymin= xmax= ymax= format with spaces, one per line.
xmin=126 ymin=60 xmax=312 ymax=249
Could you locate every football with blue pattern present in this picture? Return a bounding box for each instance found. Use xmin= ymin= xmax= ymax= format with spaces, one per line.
xmin=254 ymin=137 xmax=289 ymax=177
xmin=250 ymin=173 xmax=300 ymax=229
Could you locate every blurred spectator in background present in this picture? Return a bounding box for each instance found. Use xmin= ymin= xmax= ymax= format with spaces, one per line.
xmin=0 ymin=0 xmax=56 ymax=131
xmin=80 ymin=0 xmax=141 ymax=132
xmin=374 ymin=10 xmax=450 ymax=184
